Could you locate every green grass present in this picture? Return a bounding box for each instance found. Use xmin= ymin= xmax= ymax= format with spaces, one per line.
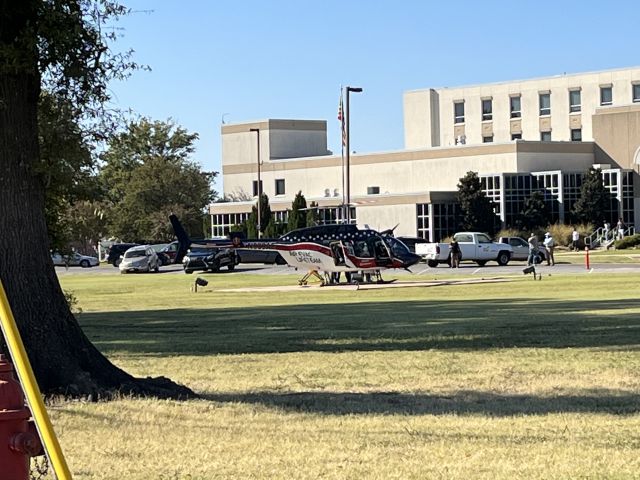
xmin=44 ymin=272 xmax=640 ymax=479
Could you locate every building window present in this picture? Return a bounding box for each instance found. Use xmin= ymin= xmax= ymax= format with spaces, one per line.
xmin=510 ymin=95 xmax=521 ymax=118
xmin=252 ymin=180 xmax=263 ymax=197
xmin=482 ymin=135 xmax=493 ymax=143
xmin=482 ymin=99 xmax=492 ymax=121
xmin=569 ymin=89 xmax=581 ymax=113
xmin=570 ymin=128 xmax=582 ymax=142
xmin=367 ymin=186 xmax=380 ymax=195
xmin=275 ymin=179 xmax=285 ymax=195
xmin=600 ymin=86 xmax=613 ymax=106
xmin=633 ymin=84 xmax=640 ymax=103
xmin=539 ymin=93 xmax=551 ymax=116
xmin=511 ymin=133 xmax=522 ymax=140
xmin=454 ymin=101 xmax=465 ymax=124
xmin=540 ymin=131 xmax=552 ymax=141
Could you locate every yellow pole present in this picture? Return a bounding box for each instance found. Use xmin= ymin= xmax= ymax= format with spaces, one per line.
xmin=0 ymin=280 xmax=73 ymax=480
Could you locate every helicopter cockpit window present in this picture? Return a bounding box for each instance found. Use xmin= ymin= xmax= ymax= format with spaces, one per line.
xmin=384 ymin=237 xmax=411 ymax=257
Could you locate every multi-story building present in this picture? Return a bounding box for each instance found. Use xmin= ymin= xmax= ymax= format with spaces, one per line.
xmin=210 ymin=67 xmax=640 ymax=241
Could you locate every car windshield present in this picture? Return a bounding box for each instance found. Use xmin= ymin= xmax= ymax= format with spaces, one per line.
xmin=124 ymin=250 xmax=146 ymax=258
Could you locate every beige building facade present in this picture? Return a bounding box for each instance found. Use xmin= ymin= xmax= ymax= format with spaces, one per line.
xmin=211 ymin=67 xmax=640 ymax=241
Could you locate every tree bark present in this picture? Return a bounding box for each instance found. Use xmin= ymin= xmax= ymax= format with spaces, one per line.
xmin=0 ymin=2 xmax=194 ymax=399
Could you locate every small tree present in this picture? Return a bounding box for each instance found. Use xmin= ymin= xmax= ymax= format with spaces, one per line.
xmin=517 ymin=190 xmax=548 ymax=231
xmin=306 ymin=201 xmax=319 ymax=226
xmin=571 ymin=167 xmax=613 ymax=225
xmin=287 ymin=191 xmax=307 ymax=232
xmin=247 ymin=193 xmax=272 ymax=238
xmin=457 ymin=171 xmax=499 ymax=234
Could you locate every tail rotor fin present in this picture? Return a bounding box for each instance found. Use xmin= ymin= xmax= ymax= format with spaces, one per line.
xmin=169 ymin=214 xmax=191 ymax=263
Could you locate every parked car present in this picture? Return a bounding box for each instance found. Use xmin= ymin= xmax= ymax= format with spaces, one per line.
xmin=497 ymin=236 xmax=547 ymax=263
xmin=107 ymin=243 xmax=139 ymax=267
xmin=417 ymin=232 xmax=513 ymax=267
xmin=160 ymin=241 xmax=179 ymax=264
xmin=182 ymin=246 xmax=238 ymax=274
xmin=119 ymin=245 xmax=160 ymax=273
xmin=51 ymin=252 xmax=99 ymax=268
xmin=150 ymin=244 xmax=172 ymax=266
xmin=235 ymin=248 xmax=286 ymax=265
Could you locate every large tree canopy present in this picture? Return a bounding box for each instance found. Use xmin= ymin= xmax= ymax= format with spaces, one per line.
xmin=100 ymin=118 xmax=216 ymax=242
xmin=0 ymin=1 xmax=193 ymax=398
xmin=456 ymin=171 xmax=499 ymax=235
xmin=571 ymin=167 xmax=613 ymax=225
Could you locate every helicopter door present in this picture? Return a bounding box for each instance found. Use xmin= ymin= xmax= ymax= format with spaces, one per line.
xmin=371 ymin=237 xmax=393 ymax=267
xmin=330 ymin=241 xmax=346 ymax=266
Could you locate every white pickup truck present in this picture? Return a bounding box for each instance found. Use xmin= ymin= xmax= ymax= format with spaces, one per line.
xmin=416 ymin=232 xmax=513 ymax=267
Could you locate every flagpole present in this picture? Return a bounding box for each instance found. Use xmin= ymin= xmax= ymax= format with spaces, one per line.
xmin=339 ymin=86 xmax=346 ymax=223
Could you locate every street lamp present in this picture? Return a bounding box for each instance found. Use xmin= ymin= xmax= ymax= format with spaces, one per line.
xmin=345 ymin=86 xmax=363 ymax=223
xmin=249 ymin=128 xmax=262 ymax=238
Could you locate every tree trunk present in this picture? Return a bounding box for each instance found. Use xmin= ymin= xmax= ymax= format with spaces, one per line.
xmin=0 ymin=3 xmax=193 ymax=399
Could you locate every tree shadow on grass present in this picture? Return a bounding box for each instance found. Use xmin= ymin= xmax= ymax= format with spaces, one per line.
xmin=202 ymin=389 xmax=640 ymax=417
xmin=78 ymin=297 xmax=640 ymax=356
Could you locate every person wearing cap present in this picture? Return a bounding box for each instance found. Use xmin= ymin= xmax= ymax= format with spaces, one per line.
xmin=543 ymin=232 xmax=555 ymax=266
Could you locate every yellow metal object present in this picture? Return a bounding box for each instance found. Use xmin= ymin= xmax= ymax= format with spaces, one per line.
xmin=0 ymin=281 xmax=73 ymax=479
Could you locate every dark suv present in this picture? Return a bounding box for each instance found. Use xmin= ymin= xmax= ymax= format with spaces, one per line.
xmin=107 ymin=243 xmax=139 ymax=267
xmin=182 ymin=246 xmax=238 ymax=274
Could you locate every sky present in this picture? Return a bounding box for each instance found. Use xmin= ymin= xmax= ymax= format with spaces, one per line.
xmin=108 ymin=0 xmax=640 ymax=193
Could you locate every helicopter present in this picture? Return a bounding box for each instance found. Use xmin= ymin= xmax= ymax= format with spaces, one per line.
xmin=169 ymin=215 xmax=421 ymax=286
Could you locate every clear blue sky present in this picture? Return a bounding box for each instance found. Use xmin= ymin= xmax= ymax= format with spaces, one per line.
xmin=109 ymin=0 xmax=639 ymax=193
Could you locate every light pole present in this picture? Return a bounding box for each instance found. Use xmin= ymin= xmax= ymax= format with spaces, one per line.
xmin=345 ymin=86 xmax=362 ymax=223
xmin=250 ymin=128 xmax=262 ymax=238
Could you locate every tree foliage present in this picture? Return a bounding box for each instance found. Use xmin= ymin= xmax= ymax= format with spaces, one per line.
xmin=306 ymin=201 xmax=319 ymax=226
xmin=99 ymin=118 xmax=216 ymax=242
xmin=246 ymin=193 xmax=272 ymax=238
xmin=571 ymin=167 xmax=613 ymax=225
xmin=0 ymin=1 xmax=193 ymax=398
xmin=456 ymin=171 xmax=499 ymax=234
xmin=287 ymin=191 xmax=307 ymax=232
xmin=38 ymin=91 xmax=106 ymax=252
xmin=517 ymin=190 xmax=548 ymax=231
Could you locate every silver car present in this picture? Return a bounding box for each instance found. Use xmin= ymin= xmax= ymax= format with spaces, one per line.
xmin=51 ymin=252 xmax=99 ymax=268
xmin=119 ymin=245 xmax=160 ymax=274
xmin=498 ymin=236 xmax=547 ymax=263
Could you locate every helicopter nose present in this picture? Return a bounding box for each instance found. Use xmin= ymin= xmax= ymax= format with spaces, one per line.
xmin=405 ymin=253 xmax=421 ymax=267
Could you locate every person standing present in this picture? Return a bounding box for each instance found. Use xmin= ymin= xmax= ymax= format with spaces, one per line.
xmin=449 ymin=239 xmax=461 ymax=268
xmin=543 ymin=232 xmax=555 ymax=266
xmin=527 ymin=232 xmax=539 ymax=266
xmin=572 ymin=227 xmax=580 ymax=251
xmin=603 ymin=220 xmax=611 ymax=241
xmin=617 ymin=218 xmax=626 ymax=240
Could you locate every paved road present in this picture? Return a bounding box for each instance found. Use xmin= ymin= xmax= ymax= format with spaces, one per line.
xmin=55 ymin=260 xmax=640 ymax=277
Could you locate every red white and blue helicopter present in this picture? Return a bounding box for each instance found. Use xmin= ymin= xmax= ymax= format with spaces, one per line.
xmin=170 ymin=215 xmax=421 ymax=286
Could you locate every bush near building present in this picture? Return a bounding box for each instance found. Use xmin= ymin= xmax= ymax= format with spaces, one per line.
xmin=495 ymin=223 xmax=594 ymax=248
xmin=614 ymin=234 xmax=640 ymax=250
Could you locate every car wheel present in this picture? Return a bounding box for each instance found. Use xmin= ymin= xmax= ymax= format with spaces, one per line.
xmin=496 ymin=251 xmax=510 ymax=266
xmin=476 ymin=260 xmax=487 ymax=267
xmin=114 ymin=258 xmax=122 ymax=267
xmin=427 ymin=260 xmax=438 ymax=268
xmin=184 ymin=269 xmax=193 ymax=274
xmin=227 ymin=262 xmax=235 ymax=271
xmin=80 ymin=260 xmax=90 ymax=268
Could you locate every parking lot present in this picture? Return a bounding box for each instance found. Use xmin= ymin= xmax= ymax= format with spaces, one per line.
xmin=55 ymin=258 xmax=640 ymax=277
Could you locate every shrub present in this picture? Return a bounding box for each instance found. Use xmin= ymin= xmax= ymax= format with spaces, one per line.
xmin=614 ymin=233 xmax=640 ymax=250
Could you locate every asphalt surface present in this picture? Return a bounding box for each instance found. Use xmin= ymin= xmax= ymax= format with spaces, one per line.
xmin=55 ymin=259 xmax=640 ymax=277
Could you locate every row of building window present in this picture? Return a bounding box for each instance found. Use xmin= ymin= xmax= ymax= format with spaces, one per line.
xmin=479 ymin=128 xmax=582 ymax=143
xmin=454 ymin=84 xmax=640 ymax=124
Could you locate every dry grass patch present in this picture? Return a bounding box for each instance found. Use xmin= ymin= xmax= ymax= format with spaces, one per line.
xmin=45 ymin=272 xmax=640 ymax=479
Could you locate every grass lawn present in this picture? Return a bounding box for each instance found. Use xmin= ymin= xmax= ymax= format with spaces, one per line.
xmin=44 ymin=271 xmax=640 ymax=479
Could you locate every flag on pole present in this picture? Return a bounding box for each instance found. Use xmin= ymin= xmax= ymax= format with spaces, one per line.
xmin=338 ymin=90 xmax=346 ymax=146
